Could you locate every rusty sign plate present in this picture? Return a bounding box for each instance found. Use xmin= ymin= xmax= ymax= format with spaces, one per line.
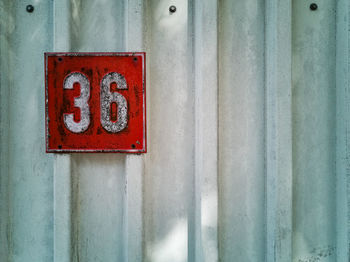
xmin=45 ymin=52 xmax=146 ymax=153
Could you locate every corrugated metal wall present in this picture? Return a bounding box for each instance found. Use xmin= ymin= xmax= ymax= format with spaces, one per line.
xmin=0 ymin=0 xmax=349 ymax=261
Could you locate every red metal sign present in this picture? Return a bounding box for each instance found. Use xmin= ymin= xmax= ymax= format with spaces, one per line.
xmin=45 ymin=52 xmax=146 ymax=153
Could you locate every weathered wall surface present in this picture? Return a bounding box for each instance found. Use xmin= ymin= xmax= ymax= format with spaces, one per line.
xmin=0 ymin=0 xmax=349 ymax=261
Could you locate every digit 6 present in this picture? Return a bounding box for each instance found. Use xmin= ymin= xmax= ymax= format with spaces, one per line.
xmin=100 ymin=72 xmax=128 ymax=133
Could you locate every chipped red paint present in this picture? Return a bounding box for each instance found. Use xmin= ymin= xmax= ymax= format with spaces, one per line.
xmin=45 ymin=52 xmax=146 ymax=153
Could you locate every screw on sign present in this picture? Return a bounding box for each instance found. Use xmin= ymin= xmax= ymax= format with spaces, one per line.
xmin=45 ymin=53 xmax=147 ymax=153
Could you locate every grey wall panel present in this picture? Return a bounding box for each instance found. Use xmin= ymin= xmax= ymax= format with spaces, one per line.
xmin=218 ymin=0 xmax=265 ymax=261
xmin=336 ymin=0 xmax=350 ymax=260
xmin=192 ymin=0 xmax=219 ymax=261
xmin=71 ymin=155 xmax=126 ymax=262
xmin=0 ymin=0 xmax=349 ymax=262
xmin=292 ymin=1 xmax=337 ymax=261
xmin=265 ymin=0 xmax=293 ymax=260
xmin=69 ymin=0 xmax=126 ymax=52
xmin=0 ymin=1 xmax=12 ymax=259
xmin=143 ymin=1 xmax=194 ymax=261
xmin=0 ymin=1 xmax=54 ymax=261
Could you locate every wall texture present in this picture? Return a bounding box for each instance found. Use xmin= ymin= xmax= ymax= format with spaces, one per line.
xmin=0 ymin=0 xmax=349 ymax=261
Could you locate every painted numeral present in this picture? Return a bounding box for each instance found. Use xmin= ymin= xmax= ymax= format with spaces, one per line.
xmin=63 ymin=72 xmax=90 ymax=133
xmin=100 ymin=72 xmax=128 ymax=133
xmin=63 ymin=72 xmax=128 ymax=133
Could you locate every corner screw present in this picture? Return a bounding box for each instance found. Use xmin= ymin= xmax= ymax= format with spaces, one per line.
xmin=310 ymin=3 xmax=318 ymax=11
xmin=26 ymin=5 xmax=34 ymax=13
xmin=169 ymin=5 xmax=176 ymax=13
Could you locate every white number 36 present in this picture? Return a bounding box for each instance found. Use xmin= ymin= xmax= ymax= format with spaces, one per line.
xmin=63 ymin=72 xmax=128 ymax=133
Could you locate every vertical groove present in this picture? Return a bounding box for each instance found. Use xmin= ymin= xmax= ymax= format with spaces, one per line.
xmin=193 ymin=0 xmax=219 ymax=261
xmin=143 ymin=0 xmax=151 ymax=260
xmin=188 ymin=0 xmax=196 ymax=261
xmin=336 ymin=0 xmax=350 ymax=260
xmin=189 ymin=0 xmax=196 ymax=260
xmin=123 ymin=2 xmax=129 ymax=261
xmin=265 ymin=0 xmax=293 ymax=261
xmin=0 ymin=1 xmax=13 ymax=261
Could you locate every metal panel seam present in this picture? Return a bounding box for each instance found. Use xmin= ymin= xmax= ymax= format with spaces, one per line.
xmin=336 ymin=0 xmax=350 ymax=260
xmin=265 ymin=0 xmax=293 ymax=261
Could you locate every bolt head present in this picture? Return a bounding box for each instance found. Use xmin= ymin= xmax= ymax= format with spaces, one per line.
xmin=310 ymin=3 xmax=318 ymax=11
xmin=169 ymin=5 xmax=176 ymax=13
xmin=26 ymin=4 xmax=34 ymax=13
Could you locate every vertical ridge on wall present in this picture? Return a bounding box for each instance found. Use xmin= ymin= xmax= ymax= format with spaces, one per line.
xmin=1 ymin=1 xmax=54 ymax=261
xmin=53 ymin=155 xmax=71 ymax=262
xmin=218 ymin=0 xmax=266 ymax=261
xmin=125 ymin=155 xmax=144 ymax=262
xmin=0 ymin=1 xmax=12 ymax=260
xmin=292 ymin=1 xmax=336 ymax=261
xmin=192 ymin=0 xmax=218 ymax=261
xmin=53 ymin=1 xmax=72 ymax=262
xmin=144 ymin=0 xmax=193 ymax=261
xmin=265 ymin=0 xmax=292 ymax=261
xmin=125 ymin=1 xmax=145 ymax=261
xmin=336 ymin=0 xmax=350 ymax=260
xmin=67 ymin=1 xmax=128 ymax=261
xmin=71 ymin=155 xmax=127 ymax=262
xmin=188 ymin=0 xmax=196 ymax=261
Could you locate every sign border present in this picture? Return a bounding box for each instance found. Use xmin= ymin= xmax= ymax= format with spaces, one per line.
xmin=45 ymin=52 xmax=147 ymax=153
